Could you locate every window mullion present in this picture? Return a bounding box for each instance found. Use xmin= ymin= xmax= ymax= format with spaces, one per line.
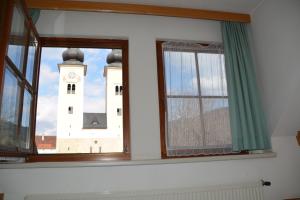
xmin=194 ymin=52 xmax=206 ymax=147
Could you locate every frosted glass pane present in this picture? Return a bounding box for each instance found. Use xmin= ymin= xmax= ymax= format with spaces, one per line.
xmin=164 ymin=51 xmax=198 ymax=96
xmin=202 ymin=98 xmax=231 ymax=146
xmin=198 ymin=53 xmax=227 ymax=96
xmin=167 ymin=98 xmax=204 ymax=148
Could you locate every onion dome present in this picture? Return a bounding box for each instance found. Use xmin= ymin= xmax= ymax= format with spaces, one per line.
xmin=106 ymin=49 xmax=122 ymax=64
xmin=62 ymin=48 xmax=84 ymax=63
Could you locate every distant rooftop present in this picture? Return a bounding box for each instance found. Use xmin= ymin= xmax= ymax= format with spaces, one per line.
xmin=35 ymin=136 xmax=56 ymax=149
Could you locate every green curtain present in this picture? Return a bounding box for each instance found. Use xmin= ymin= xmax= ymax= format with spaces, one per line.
xmin=221 ymin=21 xmax=271 ymax=151
xmin=29 ymin=9 xmax=40 ymax=24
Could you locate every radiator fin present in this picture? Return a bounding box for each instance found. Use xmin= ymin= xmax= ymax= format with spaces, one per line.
xmin=25 ymin=182 xmax=264 ymax=200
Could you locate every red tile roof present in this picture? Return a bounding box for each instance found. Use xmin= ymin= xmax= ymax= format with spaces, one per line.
xmin=35 ymin=136 xmax=56 ymax=149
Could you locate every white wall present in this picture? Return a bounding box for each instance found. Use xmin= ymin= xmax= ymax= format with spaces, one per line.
xmin=250 ymin=0 xmax=300 ymax=137
xmin=1 ymin=5 xmax=300 ymax=200
xmin=35 ymin=10 xmax=222 ymax=160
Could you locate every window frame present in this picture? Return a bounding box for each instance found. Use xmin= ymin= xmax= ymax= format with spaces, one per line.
xmin=25 ymin=37 xmax=131 ymax=162
xmin=156 ymin=40 xmax=247 ymax=159
xmin=0 ymin=0 xmax=41 ymax=157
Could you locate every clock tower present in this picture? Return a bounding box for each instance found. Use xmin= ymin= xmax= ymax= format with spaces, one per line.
xmin=56 ymin=48 xmax=87 ymax=139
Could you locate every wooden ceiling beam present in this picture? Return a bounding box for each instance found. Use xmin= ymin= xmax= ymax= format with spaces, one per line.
xmin=25 ymin=0 xmax=251 ymax=23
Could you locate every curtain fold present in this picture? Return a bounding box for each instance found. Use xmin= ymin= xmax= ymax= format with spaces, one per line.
xmin=221 ymin=21 xmax=271 ymax=151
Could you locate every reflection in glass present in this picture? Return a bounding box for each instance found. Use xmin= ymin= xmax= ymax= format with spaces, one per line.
xmin=7 ymin=6 xmax=27 ymax=71
xmin=164 ymin=51 xmax=198 ymax=96
xmin=167 ymin=98 xmax=203 ymax=148
xmin=198 ymin=53 xmax=227 ymax=96
xmin=0 ymin=68 xmax=20 ymax=148
xmin=20 ymin=90 xmax=32 ymax=150
xmin=26 ymin=32 xmax=37 ymax=85
xmin=202 ymin=98 xmax=231 ymax=146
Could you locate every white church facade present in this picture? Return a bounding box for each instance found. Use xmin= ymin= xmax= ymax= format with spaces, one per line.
xmin=55 ymin=48 xmax=123 ymax=153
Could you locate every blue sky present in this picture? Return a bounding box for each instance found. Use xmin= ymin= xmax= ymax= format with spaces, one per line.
xmin=36 ymin=47 xmax=111 ymax=136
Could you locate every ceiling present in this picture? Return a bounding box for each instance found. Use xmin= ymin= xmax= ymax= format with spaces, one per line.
xmin=76 ymin=0 xmax=263 ymax=14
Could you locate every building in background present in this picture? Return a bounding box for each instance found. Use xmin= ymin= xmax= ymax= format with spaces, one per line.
xmin=36 ymin=49 xmax=123 ymax=153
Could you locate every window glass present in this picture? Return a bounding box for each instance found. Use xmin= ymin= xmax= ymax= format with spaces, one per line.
xmin=7 ymin=5 xmax=27 ymax=71
xmin=164 ymin=51 xmax=198 ymax=96
xmin=26 ymin=32 xmax=37 ymax=85
xmin=161 ymin=42 xmax=232 ymax=157
xmin=20 ymin=89 xmax=32 ymax=150
xmin=198 ymin=53 xmax=227 ymax=96
xmin=36 ymin=47 xmax=124 ymax=154
xmin=0 ymin=68 xmax=21 ymax=148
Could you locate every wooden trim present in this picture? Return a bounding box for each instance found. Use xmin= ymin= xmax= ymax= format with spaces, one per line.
xmin=122 ymin=40 xmax=131 ymax=155
xmin=25 ymin=0 xmax=251 ymax=23
xmin=26 ymin=152 xmax=130 ymax=162
xmin=156 ymin=41 xmax=167 ymax=159
xmin=28 ymin=37 xmax=131 ymax=162
xmin=40 ymin=37 xmax=128 ymax=49
xmin=0 ymin=0 xmax=14 ymax=113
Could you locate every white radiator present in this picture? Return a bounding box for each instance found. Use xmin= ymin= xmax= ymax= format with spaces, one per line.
xmin=25 ymin=182 xmax=264 ymax=200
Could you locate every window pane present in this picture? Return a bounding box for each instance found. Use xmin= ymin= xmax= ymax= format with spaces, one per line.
xmin=202 ymin=98 xmax=231 ymax=147
xmin=198 ymin=53 xmax=227 ymax=96
xmin=7 ymin=5 xmax=27 ymax=71
xmin=164 ymin=51 xmax=198 ymax=96
xmin=36 ymin=48 xmax=124 ymax=154
xmin=0 ymin=68 xmax=20 ymax=148
xmin=19 ymin=89 xmax=32 ymax=150
xmin=26 ymin=32 xmax=37 ymax=85
xmin=166 ymin=98 xmax=204 ymax=148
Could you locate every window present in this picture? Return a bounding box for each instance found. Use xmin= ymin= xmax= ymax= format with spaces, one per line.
xmin=30 ymin=39 xmax=130 ymax=161
xmin=0 ymin=6 xmax=130 ymax=162
xmin=0 ymin=1 xmax=38 ymax=155
xmin=120 ymin=86 xmax=123 ymax=95
xmin=115 ymin=85 xmax=122 ymax=95
xmin=68 ymin=106 xmax=73 ymax=114
xmin=157 ymin=41 xmax=232 ymax=158
xmin=71 ymin=84 xmax=75 ymax=94
xmin=67 ymin=84 xmax=71 ymax=94
xmin=115 ymin=85 xmax=119 ymax=95
xmin=117 ymin=108 xmax=122 ymax=116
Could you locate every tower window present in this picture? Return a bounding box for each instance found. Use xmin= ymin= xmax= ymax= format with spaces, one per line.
xmin=67 ymin=84 xmax=71 ymax=94
xmin=115 ymin=85 xmax=123 ymax=95
xmin=68 ymin=106 xmax=73 ymax=114
xmin=115 ymin=85 xmax=119 ymax=95
xmin=117 ymin=108 xmax=122 ymax=116
xmin=72 ymin=84 xmax=76 ymax=94
xmin=120 ymin=86 xmax=123 ymax=95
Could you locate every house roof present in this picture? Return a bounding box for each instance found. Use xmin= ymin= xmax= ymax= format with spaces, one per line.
xmin=83 ymin=113 xmax=107 ymax=129
xmin=35 ymin=136 xmax=56 ymax=149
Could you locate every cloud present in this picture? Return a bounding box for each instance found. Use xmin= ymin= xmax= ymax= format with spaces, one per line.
xmin=36 ymin=95 xmax=58 ymax=136
xmin=41 ymin=47 xmax=66 ymax=63
xmin=84 ymin=97 xmax=106 ymax=113
xmin=39 ymin=63 xmax=59 ymax=84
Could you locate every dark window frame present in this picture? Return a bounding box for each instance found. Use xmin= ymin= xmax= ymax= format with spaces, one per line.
xmin=26 ymin=37 xmax=131 ymax=162
xmin=0 ymin=0 xmax=40 ymax=157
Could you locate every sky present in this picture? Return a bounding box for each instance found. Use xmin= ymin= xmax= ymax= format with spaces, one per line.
xmin=36 ymin=47 xmax=111 ymax=136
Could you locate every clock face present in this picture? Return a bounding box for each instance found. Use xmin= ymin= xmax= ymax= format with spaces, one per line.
xmin=68 ymin=72 xmax=76 ymax=79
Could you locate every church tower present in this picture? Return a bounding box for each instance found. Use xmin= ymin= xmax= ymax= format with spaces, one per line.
xmin=56 ymin=48 xmax=87 ymax=139
xmin=104 ymin=49 xmax=123 ymax=133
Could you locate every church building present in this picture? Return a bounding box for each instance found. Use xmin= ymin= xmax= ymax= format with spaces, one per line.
xmin=56 ymin=48 xmax=123 ymax=153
